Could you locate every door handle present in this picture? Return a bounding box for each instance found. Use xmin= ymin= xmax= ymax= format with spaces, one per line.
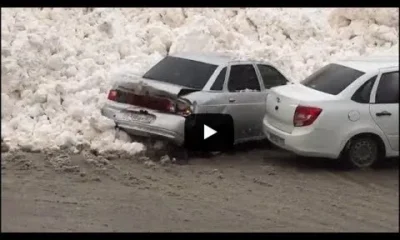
xmin=229 ymin=98 xmax=236 ymax=103
xmin=376 ymin=111 xmax=392 ymax=117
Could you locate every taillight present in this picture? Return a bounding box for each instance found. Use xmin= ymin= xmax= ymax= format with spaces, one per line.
xmin=107 ymin=90 xmax=118 ymax=101
xmin=293 ymin=105 xmax=322 ymax=127
xmin=175 ymin=100 xmax=192 ymax=117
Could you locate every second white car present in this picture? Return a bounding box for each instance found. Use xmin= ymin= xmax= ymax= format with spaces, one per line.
xmin=263 ymin=56 xmax=399 ymax=168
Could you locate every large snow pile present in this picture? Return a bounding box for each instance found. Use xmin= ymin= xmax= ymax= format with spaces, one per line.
xmin=1 ymin=8 xmax=398 ymax=154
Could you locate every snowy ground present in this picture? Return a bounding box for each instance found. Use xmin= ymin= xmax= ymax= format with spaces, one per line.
xmin=1 ymin=8 xmax=399 ymax=155
xmin=1 ymin=148 xmax=398 ymax=232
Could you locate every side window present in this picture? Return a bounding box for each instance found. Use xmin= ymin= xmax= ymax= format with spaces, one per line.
xmin=257 ymin=64 xmax=288 ymax=89
xmin=228 ymin=65 xmax=260 ymax=92
xmin=375 ymin=71 xmax=399 ymax=104
xmin=351 ymin=75 xmax=377 ymax=103
xmin=211 ymin=67 xmax=226 ymax=91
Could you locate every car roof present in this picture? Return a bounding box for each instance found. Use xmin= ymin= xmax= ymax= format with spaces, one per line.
xmin=170 ymin=52 xmax=256 ymax=66
xmin=335 ymin=56 xmax=399 ymax=73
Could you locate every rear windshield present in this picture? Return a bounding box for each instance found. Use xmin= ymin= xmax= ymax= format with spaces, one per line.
xmin=142 ymin=56 xmax=218 ymax=89
xmin=301 ymin=64 xmax=365 ymax=95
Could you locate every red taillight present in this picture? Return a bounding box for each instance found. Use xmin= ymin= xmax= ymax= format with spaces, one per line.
xmin=293 ymin=105 xmax=322 ymax=127
xmin=107 ymin=90 xmax=118 ymax=101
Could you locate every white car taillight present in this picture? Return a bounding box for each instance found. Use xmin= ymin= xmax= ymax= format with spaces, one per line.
xmin=293 ymin=105 xmax=322 ymax=127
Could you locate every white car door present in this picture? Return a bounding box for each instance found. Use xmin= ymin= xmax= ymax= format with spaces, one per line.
xmin=369 ymin=68 xmax=399 ymax=152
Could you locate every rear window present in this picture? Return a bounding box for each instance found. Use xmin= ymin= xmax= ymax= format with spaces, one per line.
xmin=142 ymin=56 xmax=218 ymax=89
xmin=301 ymin=64 xmax=365 ymax=95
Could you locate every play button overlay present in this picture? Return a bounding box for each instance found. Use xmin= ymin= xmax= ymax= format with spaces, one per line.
xmin=204 ymin=124 xmax=217 ymax=140
xmin=184 ymin=114 xmax=234 ymax=151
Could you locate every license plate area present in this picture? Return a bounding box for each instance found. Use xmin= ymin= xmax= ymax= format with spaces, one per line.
xmin=269 ymin=132 xmax=285 ymax=146
xmin=115 ymin=111 xmax=155 ymax=123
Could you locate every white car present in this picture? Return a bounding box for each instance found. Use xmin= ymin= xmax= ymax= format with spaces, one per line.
xmin=263 ymin=56 xmax=399 ymax=168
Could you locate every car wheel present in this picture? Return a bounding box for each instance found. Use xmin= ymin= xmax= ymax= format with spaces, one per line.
xmin=342 ymin=136 xmax=380 ymax=169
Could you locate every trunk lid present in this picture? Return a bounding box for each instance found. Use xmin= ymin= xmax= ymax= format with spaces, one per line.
xmin=266 ymin=83 xmax=335 ymax=133
xmin=110 ymin=74 xmax=200 ymax=113
xmin=115 ymin=75 xmax=199 ymax=100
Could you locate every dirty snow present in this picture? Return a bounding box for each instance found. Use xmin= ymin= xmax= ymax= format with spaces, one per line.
xmin=1 ymin=8 xmax=398 ymax=154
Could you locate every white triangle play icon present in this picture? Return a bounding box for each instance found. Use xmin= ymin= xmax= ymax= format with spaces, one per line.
xmin=204 ymin=124 xmax=217 ymax=140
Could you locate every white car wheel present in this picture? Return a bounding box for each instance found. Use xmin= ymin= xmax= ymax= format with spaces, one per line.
xmin=344 ymin=137 xmax=379 ymax=169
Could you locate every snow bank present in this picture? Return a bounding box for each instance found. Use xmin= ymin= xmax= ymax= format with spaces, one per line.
xmin=1 ymin=8 xmax=398 ymax=154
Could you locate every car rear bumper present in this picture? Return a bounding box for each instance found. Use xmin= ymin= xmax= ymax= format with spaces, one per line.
xmin=262 ymin=116 xmax=340 ymax=159
xmin=101 ymin=101 xmax=185 ymax=146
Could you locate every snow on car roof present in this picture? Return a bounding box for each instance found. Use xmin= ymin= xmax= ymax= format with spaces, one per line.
xmin=336 ymin=56 xmax=399 ymax=73
xmin=171 ymin=52 xmax=264 ymax=66
xmin=171 ymin=52 xmax=232 ymax=65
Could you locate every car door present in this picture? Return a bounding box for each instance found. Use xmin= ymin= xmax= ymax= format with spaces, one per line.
xmin=369 ymin=68 xmax=399 ymax=152
xmin=223 ymin=63 xmax=267 ymax=142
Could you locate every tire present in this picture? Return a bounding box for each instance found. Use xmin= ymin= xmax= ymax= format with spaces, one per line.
xmin=341 ymin=136 xmax=380 ymax=169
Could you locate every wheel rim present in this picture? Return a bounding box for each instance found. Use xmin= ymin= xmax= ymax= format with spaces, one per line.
xmin=349 ymin=139 xmax=378 ymax=168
